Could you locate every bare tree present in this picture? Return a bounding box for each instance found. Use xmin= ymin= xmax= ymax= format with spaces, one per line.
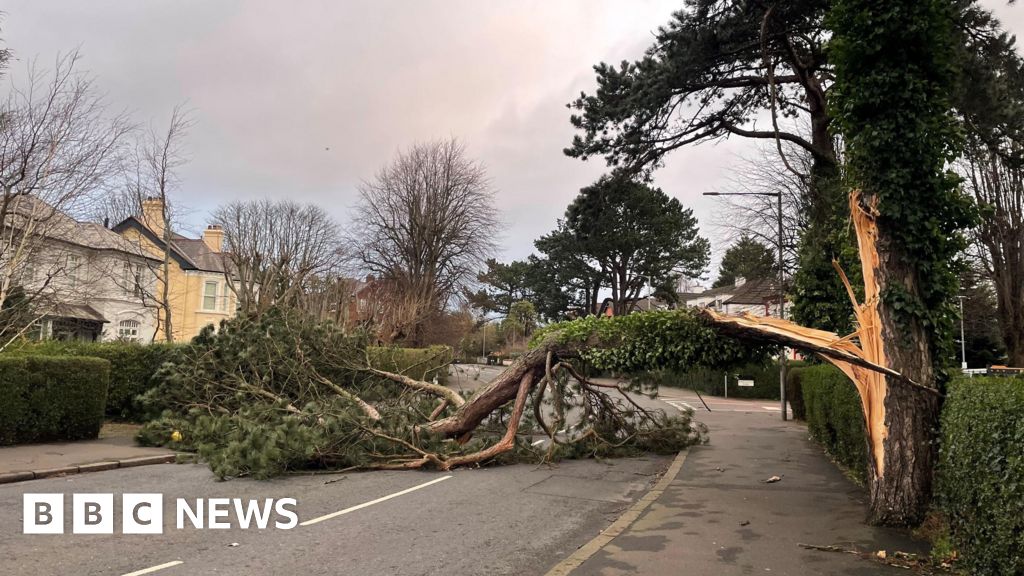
xmin=710 ymin=143 xmax=816 ymax=278
xmin=351 ymin=138 xmax=499 ymax=344
xmin=963 ymin=145 xmax=1024 ymax=366
xmin=107 ymin=105 xmax=192 ymax=342
xmin=0 ymin=53 xmax=132 ymax=347
xmin=213 ymin=199 xmax=343 ymax=317
xmin=301 ymin=274 xmax=359 ymax=325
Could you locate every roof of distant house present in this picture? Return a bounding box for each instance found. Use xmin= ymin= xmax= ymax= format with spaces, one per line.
xmin=9 ymin=196 xmax=159 ymax=261
xmin=681 ymin=277 xmax=785 ymax=306
xmin=727 ymin=277 xmax=783 ymax=305
xmin=112 ymin=215 xmax=230 ymax=274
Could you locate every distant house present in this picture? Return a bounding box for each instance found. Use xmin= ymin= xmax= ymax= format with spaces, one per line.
xmin=11 ymin=196 xmax=161 ymax=342
xmin=596 ymin=295 xmax=671 ymax=317
xmin=680 ymin=277 xmax=789 ymax=318
xmin=113 ymin=197 xmax=236 ymax=341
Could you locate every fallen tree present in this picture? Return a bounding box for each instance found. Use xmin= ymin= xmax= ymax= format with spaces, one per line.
xmin=139 ymin=308 xmax=767 ymax=479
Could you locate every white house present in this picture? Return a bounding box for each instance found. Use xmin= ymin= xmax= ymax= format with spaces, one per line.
xmin=679 ymin=277 xmax=790 ymax=318
xmin=10 ymin=197 xmax=161 ymax=342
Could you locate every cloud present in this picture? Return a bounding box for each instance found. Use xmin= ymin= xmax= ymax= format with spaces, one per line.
xmin=2 ymin=0 xmax=1018 ymax=278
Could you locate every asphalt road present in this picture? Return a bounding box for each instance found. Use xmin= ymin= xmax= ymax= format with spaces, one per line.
xmin=0 ymin=454 xmax=670 ymax=576
xmin=0 ymin=366 xmax=789 ymax=576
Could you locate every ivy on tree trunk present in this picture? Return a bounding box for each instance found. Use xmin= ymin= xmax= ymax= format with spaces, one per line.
xmin=828 ymin=0 xmax=974 ymax=526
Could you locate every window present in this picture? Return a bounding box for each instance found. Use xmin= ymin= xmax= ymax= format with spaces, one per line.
xmin=134 ymin=264 xmax=145 ymax=297
xmin=67 ymin=254 xmax=81 ymax=288
xmin=122 ymin=262 xmax=133 ymax=294
xmin=118 ymin=319 xmax=140 ymax=341
xmin=203 ymin=280 xmax=218 ymax=311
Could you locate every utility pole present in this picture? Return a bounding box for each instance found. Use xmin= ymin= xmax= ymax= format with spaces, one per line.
xmin=703 ymin=190 xmax=787 ymax=420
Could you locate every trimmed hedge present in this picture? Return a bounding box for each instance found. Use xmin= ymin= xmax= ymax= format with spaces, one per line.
xmin=652 ymin=361 xmax=800 ymax=400
xmin=939 ymin=376 xmax=1024 ymax=575
xmin=0 ymin=355 xmax=110 ymax=445
xmin=794 ymin=364 xmax=868 ymax=483
xmin=4 ymin=341 xmax=179 ymax=421
xmin=368 ymin=345 xmax=452 ymax=384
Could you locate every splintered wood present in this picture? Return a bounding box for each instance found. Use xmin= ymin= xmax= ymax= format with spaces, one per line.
xmin=700 ymin=190 xmax=898 ymax=478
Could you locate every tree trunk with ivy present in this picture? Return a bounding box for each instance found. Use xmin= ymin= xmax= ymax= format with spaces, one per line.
xmin=828 ymin=0 xmax=974 ymax=526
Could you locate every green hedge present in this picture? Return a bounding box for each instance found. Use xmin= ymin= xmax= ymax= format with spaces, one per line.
xmin=652 ymin=361 xmax=800 ymax=400
xmin=939 ymin=377 xmax=1024 ymax=575
xmin=0 ymin=355 xmax=110 ymax=445
xmin=794 ymin=364 xmax=868 ymax=483
xmin=4 ymin=341 xmax=179 ymax=421
xmin=368 ymin=345 xmax=452 ymax=384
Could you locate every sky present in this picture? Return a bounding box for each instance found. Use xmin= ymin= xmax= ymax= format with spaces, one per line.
xmin=3 ymin=1 xmax=1022 ymax=282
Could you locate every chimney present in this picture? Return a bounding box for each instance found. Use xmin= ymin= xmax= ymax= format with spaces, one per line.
xmin=202 ymin=224 xmax=224 ymax=253
xmin=734 ymin=276 xmax=746 ymax=288
xmin=141 ymin=197 xmax=166 ymax=239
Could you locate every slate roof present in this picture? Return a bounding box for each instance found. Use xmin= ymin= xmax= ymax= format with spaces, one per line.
xmin=112 ymin=215 xmax=229 ymax=274
xmin=47 ymin=303 xmax=108 ymax=323
xmin=681 ymin=277 xmax=785 ymax=307
xmin=9 ymin=196 xmax=158 ymax=261
xmin=726 ymin=277 xmax=783 ymax=305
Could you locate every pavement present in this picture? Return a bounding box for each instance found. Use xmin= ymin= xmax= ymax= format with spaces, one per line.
xmin=0 ymin=425 xmax=175 ymax=483
xmin=563 ymin=390 xmax=927 ymax=576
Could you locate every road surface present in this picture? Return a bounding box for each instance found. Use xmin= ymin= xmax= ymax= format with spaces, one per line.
xmin=0 ymin=365 xmax=788 ymax=576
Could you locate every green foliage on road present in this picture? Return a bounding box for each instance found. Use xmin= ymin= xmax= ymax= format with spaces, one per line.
xmin=0 ymin=355 xmax=109 ymax=445
xmin=938 ymin=376 xmax=1024 ymax=576
xmin=791 ymin=364 xmax=867 ymax=483
xmin=141 ymin=307 xmax=725 ymax=479
xmin=5 ymin=340 xmax=180 ymax=421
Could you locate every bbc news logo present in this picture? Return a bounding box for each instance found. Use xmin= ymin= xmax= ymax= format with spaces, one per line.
xmin=23 ymin=493 xmax=298 ymax=534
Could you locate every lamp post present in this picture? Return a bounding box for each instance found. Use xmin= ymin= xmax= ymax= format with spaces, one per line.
xmin=958 ymin=295 xmax=967 ymax=370
xmin=703 ymin=190 xmax=787 ymax=420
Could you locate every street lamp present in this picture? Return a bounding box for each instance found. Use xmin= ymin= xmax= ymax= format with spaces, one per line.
xmin=958 ymin=295 xmax=967 ymax=370
xmin=703 ymin=190 xmax=787 ymax=420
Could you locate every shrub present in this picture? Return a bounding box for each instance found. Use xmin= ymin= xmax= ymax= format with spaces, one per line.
xmin=786 ymin=366 xmax=807 ymax=420
xmin=368 ymin=345 xmax=452 ymax=384
xmin=4 ymin=340 xmax=180 ymax=421
xmin=645 ymin=361 xmax=802 ymax=400
xmin=0 ymin=355 xmax=109 ymax=445
xmin=796 ymin=364 xmax=867 ymax=483
xmin=938 ymin=376 xmax=1024 ymax=576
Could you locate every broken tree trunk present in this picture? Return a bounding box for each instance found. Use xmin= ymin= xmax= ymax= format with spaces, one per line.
xmin=426 ymin=344 xmax=553 ymax=438
xmin=700 ymin=190 xmax=940 ymax=526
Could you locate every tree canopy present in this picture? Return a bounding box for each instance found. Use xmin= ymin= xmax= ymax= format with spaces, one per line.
xmin=713 ymin=235 xmax=777 ymax=288
xmin=561 ymin=176 xmax=709 ymax=316
xmin=465 ymin=259 xmax=534 ymax=318
xmin=566 ymin=0 xmax=835 ymax=178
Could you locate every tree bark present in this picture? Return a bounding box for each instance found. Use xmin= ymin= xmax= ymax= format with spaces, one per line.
xmin=858 ymin=191 xmax=937 ymax=526
xmin=426 ymin=344 xmax=553 ymax=438
xmin=700 ymin=190 xmax=940 ymax=526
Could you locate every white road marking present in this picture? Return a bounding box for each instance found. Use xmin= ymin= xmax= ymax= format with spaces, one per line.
xmin=120 ymin=560 xmax=184 ymax=576
xmin=299 ymin=475 xmax=453 ymax=527
xmin=664 ymin=400 xmax=695 ymax=412
xmin=532 ymin=439 xmax=547 ymax=446
xmin=762 ymin=406 xmax=781 ymax=411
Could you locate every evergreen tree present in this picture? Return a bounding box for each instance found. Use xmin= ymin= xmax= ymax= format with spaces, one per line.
xmin=713 ymin=236 xmax=777 ymax=288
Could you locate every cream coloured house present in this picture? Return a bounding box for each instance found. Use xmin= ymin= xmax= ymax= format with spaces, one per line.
xmin=113 ymin=198 xmax=237 ymax=342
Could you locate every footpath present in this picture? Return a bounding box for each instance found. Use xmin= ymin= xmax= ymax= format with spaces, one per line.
xmin=0 ymin=424 xmax=175 ymax=483
xmin=556 ymin=397 xmax=927 ymax=575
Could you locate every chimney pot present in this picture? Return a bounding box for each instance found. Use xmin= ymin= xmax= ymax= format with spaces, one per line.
xmin=202 ymin=225 xmax=224 ymax=253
